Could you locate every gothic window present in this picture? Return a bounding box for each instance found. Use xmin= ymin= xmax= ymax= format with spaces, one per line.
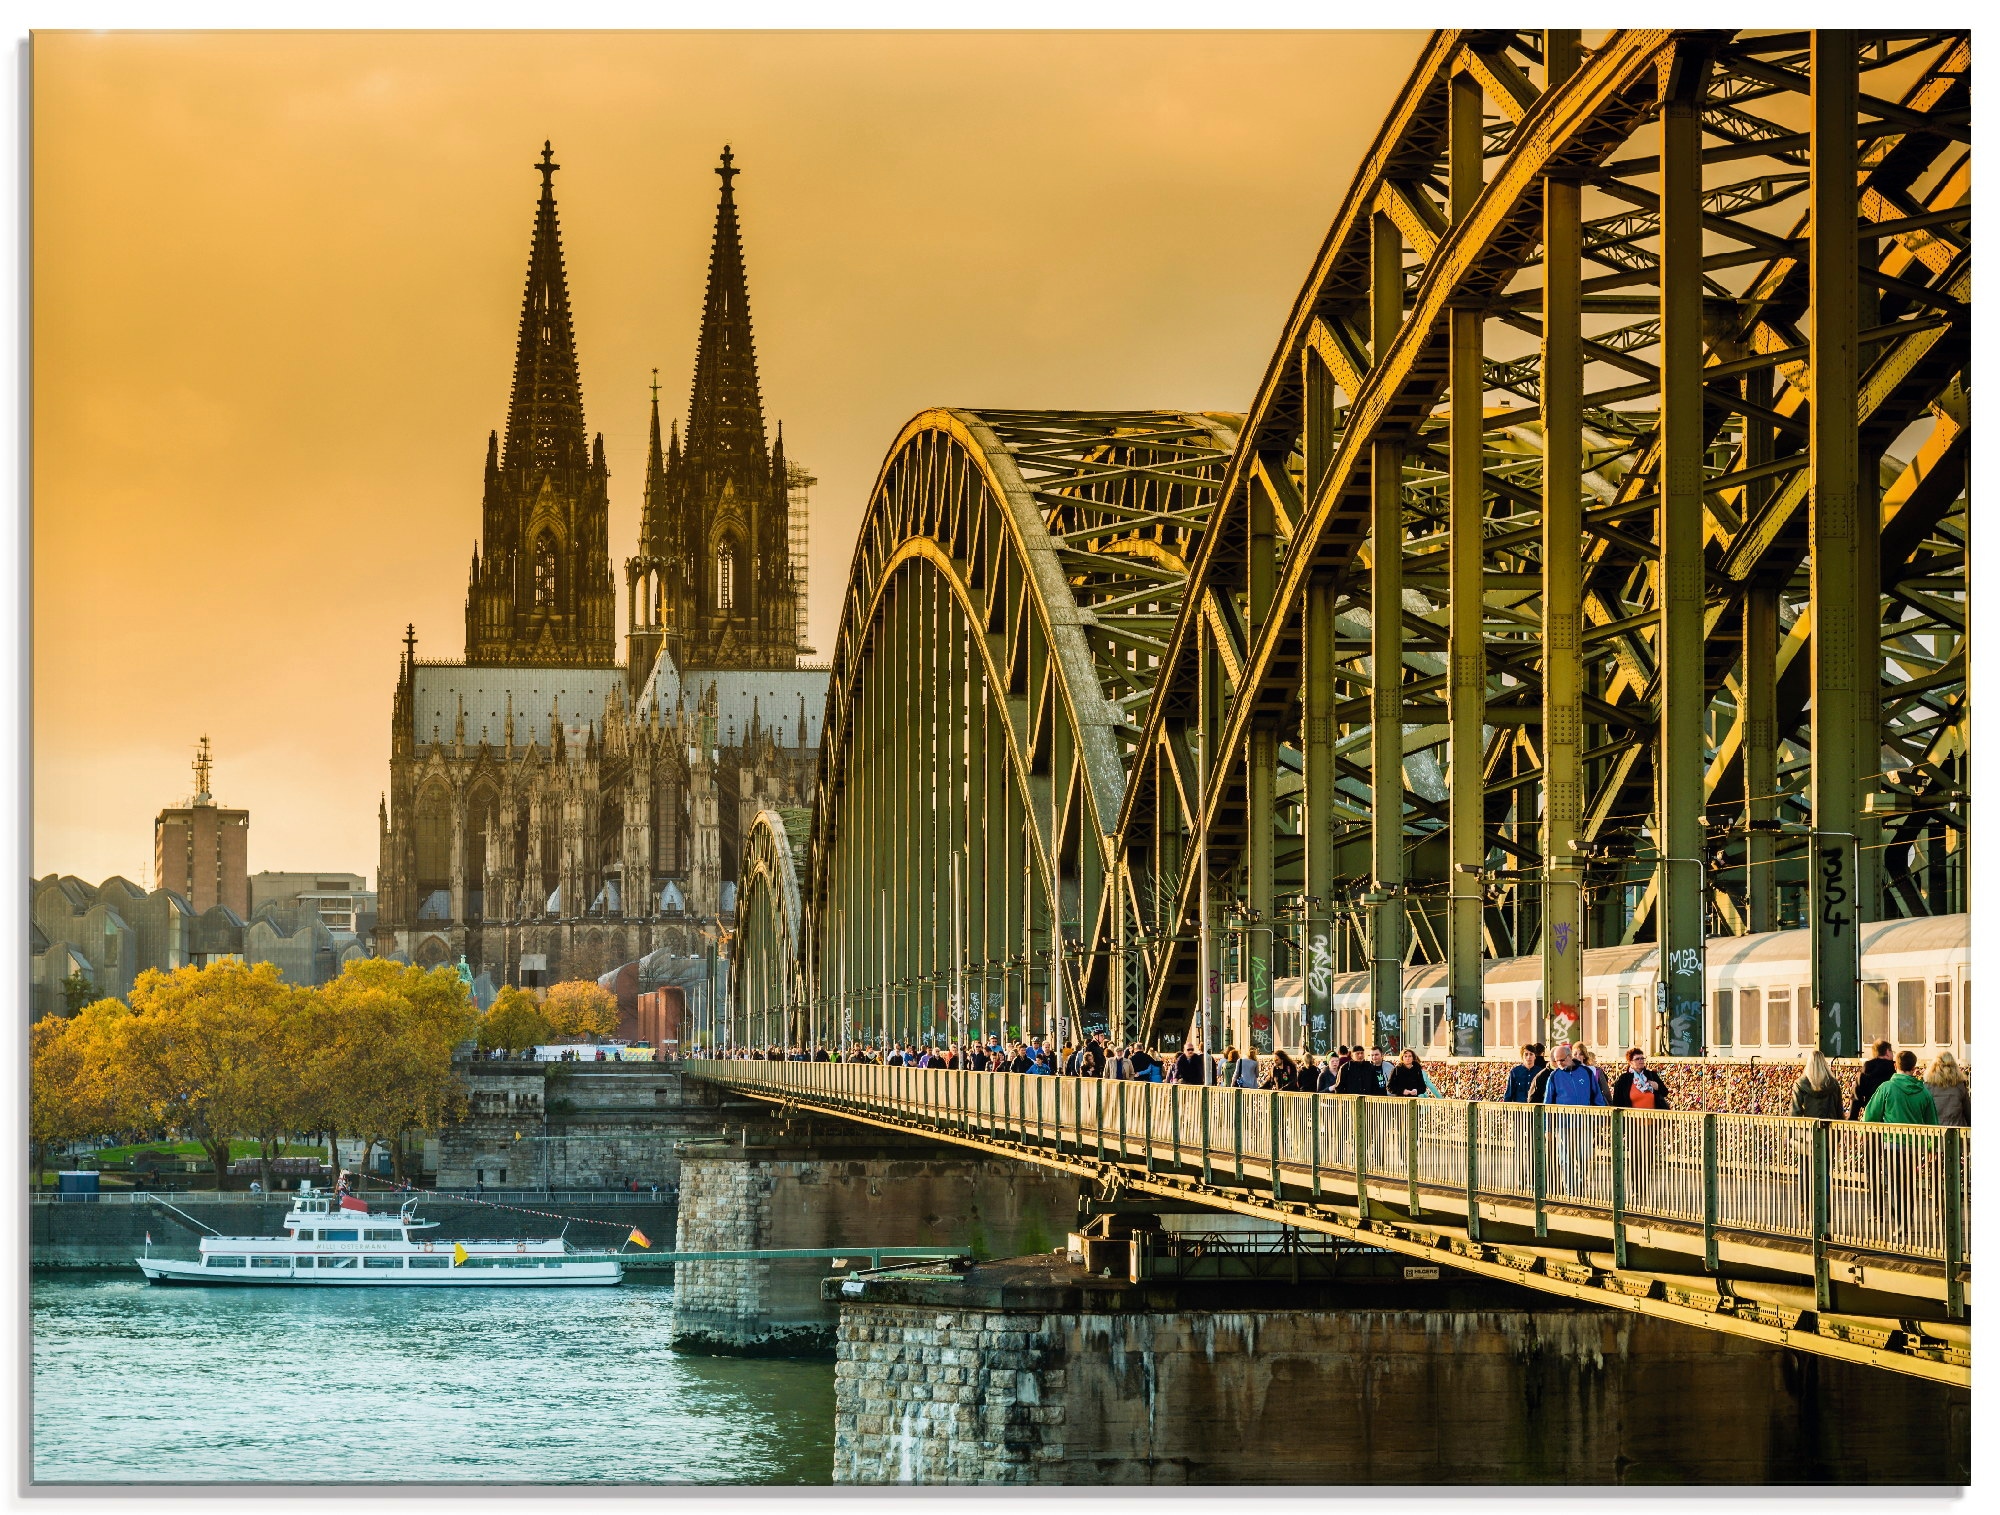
xmin=533 ymin=533 xmax=558 ymax=608
xmin=718 ymin=544 xmax=736 ymax=611
xmin=414 ymin=785 xmax=452 ymax=892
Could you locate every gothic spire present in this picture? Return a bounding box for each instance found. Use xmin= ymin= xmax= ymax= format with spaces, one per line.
xmin=502 ymin=142 xmax=588 ymax=479
xmin=683 ymin=145 xmax=768 ymax=476
xmin=640 ymin=367 xmax=667 ymax=545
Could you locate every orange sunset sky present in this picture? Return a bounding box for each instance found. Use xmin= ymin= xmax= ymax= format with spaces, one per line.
xmin=33 ymin=28 xmax=1426 ymax=885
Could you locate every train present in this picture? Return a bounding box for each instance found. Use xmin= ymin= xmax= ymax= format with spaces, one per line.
xmin=1224 ymin=914 xmax=1969 ymax=1062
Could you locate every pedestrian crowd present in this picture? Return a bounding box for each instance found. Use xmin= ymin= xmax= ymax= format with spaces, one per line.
xmin=696 ymin=1033 xmax=1968 ymax=1123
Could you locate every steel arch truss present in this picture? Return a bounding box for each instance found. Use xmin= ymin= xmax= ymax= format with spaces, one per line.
xmin=736 ymin=808 xmax=807 ymax=1048
xmin=799 ymin=410 xmax=1237 ymax=1050
xmin=1121 ymin=29 xmax=1969 ymax=1059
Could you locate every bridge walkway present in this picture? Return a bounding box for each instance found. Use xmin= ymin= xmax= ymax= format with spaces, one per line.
xmin=690 ymin=1060 xmax=1969 ymax=1386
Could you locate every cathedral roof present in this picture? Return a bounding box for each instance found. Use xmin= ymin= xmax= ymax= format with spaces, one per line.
xmin=411 ymin=664 xmax=627 ymax=750
xmin=660 ymin=667 xmax=829 ymax=749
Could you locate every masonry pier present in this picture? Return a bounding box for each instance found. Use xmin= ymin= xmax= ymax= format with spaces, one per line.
xmin=668 ymin=1132 xmax=1080 ymax=1355
xmin=826 ymin=1254 xmax=1971 ymax=1485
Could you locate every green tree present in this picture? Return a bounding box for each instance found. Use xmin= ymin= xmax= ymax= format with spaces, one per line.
xmin=544 ymin=978 xmax=619 ymax=1042
xmin=479 ymin=986 xmax=552 ymax=1054
xmin=59 ymin=970 xmax=96 ymax=1016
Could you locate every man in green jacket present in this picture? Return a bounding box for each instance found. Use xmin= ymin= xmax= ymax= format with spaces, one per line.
xmin=1861 ymin=1051 xmax=1940 ymax=1125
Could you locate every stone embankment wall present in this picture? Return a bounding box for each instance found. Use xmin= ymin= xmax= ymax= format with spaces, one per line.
xmin=32 ymin=1195 xmax=676 ymax=1271
xmin=829 ymin=1260 xmax=1969 ymax=1485
xmin=437 ymin=1061 xmax=763 ymax=1189
xmin=669 ymin=1141 xmax=1079 ymax=1356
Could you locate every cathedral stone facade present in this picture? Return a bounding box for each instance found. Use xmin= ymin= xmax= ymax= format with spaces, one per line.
xmin=375 ymin=144 xmax=824 ymax=990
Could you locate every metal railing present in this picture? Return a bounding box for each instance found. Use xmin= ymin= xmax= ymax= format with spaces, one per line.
xmin=31 ymin=1188 xmax=678 ymax=1207
xmin=691 ymin=1060 xmax=1970 ymax=1271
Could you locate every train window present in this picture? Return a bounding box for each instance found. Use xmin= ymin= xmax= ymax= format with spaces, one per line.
xmin=1617 ymin=992 xmax=1631 ymax=1047
xmin=1713 ymin=989 xmax=1734 ymax=1047
xmin=1482 ymin=1001 xmax=1496 ymax=1048
xmin=1896 ymin=980 xmax=1925 ymax=1045
xmin=1933 ymin=980 xmax=1952 ymax=1044
xmin=1762 ymin=988 xmax=1785 ymax=1046
xmin=1861 ymin=982 xmax=1889 ymax=1044
xmin=1596 ymin=997 xmax=1612 ymax=1049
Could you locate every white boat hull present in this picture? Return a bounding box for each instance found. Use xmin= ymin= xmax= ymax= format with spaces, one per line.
xmin=137 ymin=1256 xmax=623 ymax=1287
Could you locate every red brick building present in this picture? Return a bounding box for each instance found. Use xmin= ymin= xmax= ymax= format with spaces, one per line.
xmin=154 ymin=737 xmax=249 ymax=917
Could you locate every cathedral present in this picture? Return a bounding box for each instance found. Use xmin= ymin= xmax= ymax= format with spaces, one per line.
xmin=374 ymin=143 xmax=826 ymax=993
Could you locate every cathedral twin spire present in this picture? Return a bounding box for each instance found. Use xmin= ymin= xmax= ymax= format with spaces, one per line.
xmin=466 ymin=141 xmax=800 ymax=675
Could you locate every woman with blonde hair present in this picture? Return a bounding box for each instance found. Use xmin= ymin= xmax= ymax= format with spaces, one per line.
xmin=1790 ymin=1050 xmax=1846 ymax=1120
xmin=1571 ymin=1043 xmax=1611 ymax=1103
xmin=1925 ymin=1050 xmax=1970 ymax=1127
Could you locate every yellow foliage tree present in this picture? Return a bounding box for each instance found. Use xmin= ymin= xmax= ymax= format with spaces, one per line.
xmin=114 ymin=960 xmax=305 ymax=1188
xmin=544 ymin=978 xmax=619 ymax=1042
xmin=479 ymin=986 xmax=552 ymax=1054
xmin=313 ymin=960 xmax=478 ymax=1183
xmin=29 ymin=999 xmax=129 ymax=1185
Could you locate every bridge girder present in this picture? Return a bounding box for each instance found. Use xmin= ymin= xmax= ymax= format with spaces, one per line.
xmin=1119 ymin=28 xmax=1969 ymax=1057
xmin=782 ymin=409 xmax=1235 ymax=1049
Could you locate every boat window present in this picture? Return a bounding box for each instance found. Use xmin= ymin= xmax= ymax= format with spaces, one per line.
xmin=205 ymin=1256 xmax=246 ymax=1268
xmin=503 ymin=1258 xmax=541 ymax=1268
xmin=319 ymin=1256 xmax=359 ymax=1269
xmin=409 ymin=1257 xmax=450 ymax=1269
xmin=1861 ymin=981 xmax=1890 ymax=1045
xmin=296 ymin=1257 xmax=315 ymax=1268
xmin=1933 ymin=979 xmax=1953 ymax=1043
xmin=322 ymin=1229 xmax=358 ymax=1242
xmin=250 ymin=1257 xmax=289 ymax=1269
xmin=1896 ymin=979 xmax=1925 ymax=1045
xmin=543 ymin=1259 xmax=565 ymax=1268
xmin=1768 ymin=991 xmax=1800 ymax=1047
xmin=364 ymin=1257 xmax=403 ymax=1269
xmin=365 ymin=1231 xmax=401 ymax=1243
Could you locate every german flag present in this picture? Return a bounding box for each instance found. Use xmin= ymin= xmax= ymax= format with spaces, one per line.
xmin=628 ymin=1228 xmax=651 ymax=1249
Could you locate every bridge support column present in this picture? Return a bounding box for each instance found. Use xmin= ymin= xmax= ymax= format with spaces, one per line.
xmin=1808 ymin=32 xmax=1866 ymax=1057
xmin=1444 ymin=66 xmax=1487 ymax=1058
xmin=1539 ymin=44 xmax=1584 ymax=1049
xmin=829 ymin=1254 xmax=1967 ymax=1484
xmin=668 ymin=1134 xmax=1080 ymax=1356
xmin=1658 ymin=51 xmax=1710 ymax=1057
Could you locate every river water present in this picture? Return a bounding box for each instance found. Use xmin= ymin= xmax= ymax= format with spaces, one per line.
xmin=32 ymin=1275 xmax=835 ymax=1484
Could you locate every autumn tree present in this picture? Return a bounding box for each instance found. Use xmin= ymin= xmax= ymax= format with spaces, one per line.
xmin=115 ymin=960 xmax=304 ymax=1188
xmin=479 ymin=986 xmax=551 ymax=1054
xmin=313 ymin=960 xmax=477 ymax=1183
xmin=544 ymin=978 xmax=619 ymax=1042
xmin=29 ymin=999 xmax=128 ymax=1185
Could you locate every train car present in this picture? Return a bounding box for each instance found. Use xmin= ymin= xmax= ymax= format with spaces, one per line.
xmin=1222 ymin=914 xmax=1967 ymax=1062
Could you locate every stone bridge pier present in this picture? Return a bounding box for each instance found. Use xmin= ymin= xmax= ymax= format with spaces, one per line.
xmin=666 ymin=1118 xmax=1081 ymax=1355
xmin=826 ymin=1256 xmax=1971 ymax=1485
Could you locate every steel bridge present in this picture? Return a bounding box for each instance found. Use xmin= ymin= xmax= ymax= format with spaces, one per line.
xmin=732 ymin=28 xmax=1966 ymax=1064
xmin=718 ymin=28 xmax=1971 ymax=1374
xmin=694 ymin=1059 xmax=1969 ymax=1386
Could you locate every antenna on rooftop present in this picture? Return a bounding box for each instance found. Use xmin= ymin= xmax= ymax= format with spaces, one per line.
xmin=193 ymin=735 xmax=214 ymax=805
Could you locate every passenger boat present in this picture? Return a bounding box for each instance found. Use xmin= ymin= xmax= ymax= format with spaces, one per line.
xmin=136 ymin=1182 xmax=623 ymax=1287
